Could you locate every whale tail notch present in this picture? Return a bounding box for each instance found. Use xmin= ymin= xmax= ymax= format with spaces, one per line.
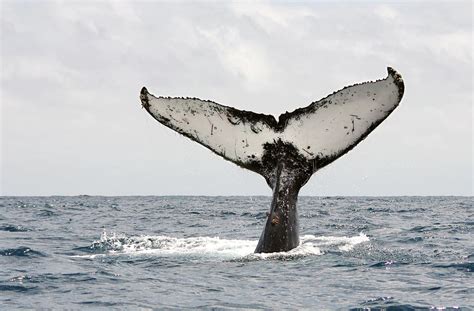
xmin=140 ymin=67 xmax=404 ymax=185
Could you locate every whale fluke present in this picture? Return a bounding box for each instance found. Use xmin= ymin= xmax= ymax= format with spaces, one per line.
xmin=140 ymin=67 xmax=404 ymax=253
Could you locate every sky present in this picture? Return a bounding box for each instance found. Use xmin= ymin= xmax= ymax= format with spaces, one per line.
xmin=1 ymin=0 xmax=472 ymax=196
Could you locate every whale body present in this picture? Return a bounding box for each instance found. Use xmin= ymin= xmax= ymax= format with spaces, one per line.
xmin=140 ymin=67 xmax=404 ymax=253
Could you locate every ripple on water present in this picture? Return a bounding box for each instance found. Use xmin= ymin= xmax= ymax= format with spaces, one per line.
xmin=0 ymin=247 xmax=46 ymax=257
xmin=369 ymin=261 xmax=410 ymax=268
xmin=350 ymin=296 xmax=464 ymax=311
xmin=0 ymin=224 xmax=29 ymax=232
xmin=0 ymin=284 xmax=36 ymax=293
xmin=38 ymin=209 xmax=57 ymax=217
xmin=433 ymin=262 xmax=473 ymax=273
xmin=344 ymin=241 xmax=431 ymax=267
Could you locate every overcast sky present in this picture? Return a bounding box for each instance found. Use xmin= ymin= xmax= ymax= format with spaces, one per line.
xmin=1 ymin=1 xmax=472 ymax=196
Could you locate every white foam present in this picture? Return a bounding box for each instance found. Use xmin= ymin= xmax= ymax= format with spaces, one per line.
xmin=73 ymin=231 xmax=369 ymax=260
xmin=300 ymin=232 xmax=370 ymax=251
xmin=245 ymin=241 xmax=323 ymax=261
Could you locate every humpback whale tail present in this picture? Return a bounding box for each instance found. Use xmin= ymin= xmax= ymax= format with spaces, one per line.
xmin=140 ymin=67 xmax=404 ymax=253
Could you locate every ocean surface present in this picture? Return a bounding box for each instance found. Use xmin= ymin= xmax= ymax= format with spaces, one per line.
xmin=0 ymin=196 xmax=472 ymax=310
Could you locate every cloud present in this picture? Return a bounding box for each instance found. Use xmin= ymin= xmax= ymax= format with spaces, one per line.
xmin=1 ymin=0 xmax=472 ymax=195
xmin=197 ymin=26 xmax=273 ymax=89
xmin=230 ymin=1 xmax=317 ymax=35
xmin=374 ymin=5 xmax=399 ymax=20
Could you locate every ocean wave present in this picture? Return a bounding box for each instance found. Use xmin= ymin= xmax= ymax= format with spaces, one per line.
xmin=0 ymin=284 xmax=35 ymax=292
xmin=0 ymin=247 xmax=45 ymax=257
xmin=434 ymin=262 xmax=473 ymax=273
xmin=0 ymin=224 xmax=29 ymax=232
xmin=350 ymin=296 xmax=466 ymax=310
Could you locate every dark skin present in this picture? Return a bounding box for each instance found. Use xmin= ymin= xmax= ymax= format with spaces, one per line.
xmin=255 ymin=141 xmax=312 ymax=253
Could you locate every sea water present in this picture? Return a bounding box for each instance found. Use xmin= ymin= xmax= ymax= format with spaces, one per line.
xmin=0 ymin=196 xmax=472 ymax=309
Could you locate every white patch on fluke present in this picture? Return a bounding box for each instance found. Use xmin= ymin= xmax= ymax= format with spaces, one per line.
xmin=284 ymin=75 xmax=401 ymax=159
xmin=144 ymin=96 xmax=275 ymax=165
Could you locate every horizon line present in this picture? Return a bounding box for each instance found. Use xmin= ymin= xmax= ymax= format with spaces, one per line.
xmin=0 ymin=194 xmax=472 ymax=198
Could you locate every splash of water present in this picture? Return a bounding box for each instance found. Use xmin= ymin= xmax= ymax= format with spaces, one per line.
xmin=74 ymin=231 xmax=369 ymax=261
